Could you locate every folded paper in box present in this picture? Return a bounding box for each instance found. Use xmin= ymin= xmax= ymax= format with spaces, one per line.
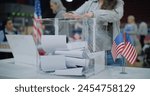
xmin=40 ymin=55 xmax=66 ymax=72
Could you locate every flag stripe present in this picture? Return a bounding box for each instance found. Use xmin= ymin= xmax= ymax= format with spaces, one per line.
xmin=33 ymin=0 xmax=42 ymax=43
xmin=112 ymin=42 xmax=117 ymax=61
xmin=123 ymin=43 xmax=132 ymax=57
xmin=122 ymin=42 xmax=137 ymax=64
xmin=122 ymin=43 xmax=131 ymax=56
xmin=129 ymin=49 xmax=137 ymax=64
xmin=112 ymin=41 xmax=124 ymax=61
xmin=128 ymin=49 xmax=135 ymax=62
xmin=126 ymin=44 xmax=135 ymax=59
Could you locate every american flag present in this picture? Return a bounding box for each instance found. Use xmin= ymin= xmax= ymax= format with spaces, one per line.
xmin=111 ymin=32 xmax=125 ymax=61
xmin=33 ymin=0 xmax=46 ymax=56
xmin=33 ymin=0 xmax=42 ymax=43
xmin=111 ymin=32 xmax=137 ymax=64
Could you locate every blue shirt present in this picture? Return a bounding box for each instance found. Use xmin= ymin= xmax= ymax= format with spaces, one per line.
xmin=0 ymin=28 xmax=18 ymax=42
xmin=0 ymin=30 xmax=4 ymax=43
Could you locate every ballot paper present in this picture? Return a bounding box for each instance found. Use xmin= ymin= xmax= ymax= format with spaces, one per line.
xmin=67 ymin=41 xmax=88 ymax=50
xmin=52 ymin=67 xmax=84 ymax=76
xmin=6 ymin=35 xmax=38 ymax=65
xmin=40 ymin=55 xmax=66 ymax=72
xmin=55 ymin=50 xmax=84 ymax=58
xmin=66 ymin=57 xmax=90 ymax=68
xmin=41 ymin=35 xmax=67 ymax=53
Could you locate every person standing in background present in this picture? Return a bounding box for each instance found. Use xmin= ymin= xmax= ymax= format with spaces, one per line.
xmin=50 ymin=0 xmax=66 ymax=18
xmin=124 ymin=15 xmax=138 ymax=43
xmin=49 ymin=0 xmax=69 ymax=36
xmin=0 ymin=19 xmax=18 ymax=42
xmin=124 ymin=15 xmax=141 ymax=55
xmin=138 ymin=22 xmax=148 ymax=49
xmin=124 ymin=15 xmax=142 ymax=63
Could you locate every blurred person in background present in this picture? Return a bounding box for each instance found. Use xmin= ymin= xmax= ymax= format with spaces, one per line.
xmin=49 ymin=0 xmax=68 ymax=36
xmin=50 ymin=0 xmax=66 ymax=18
xmin=138 ymin=22 xmax=148 ymax=49
xmin=0 ymin=18 xmax=18 ymax=42
xmin=124 ymin=15 xmax=141 ymax=56
xmin=124 ymin=15 xmax=138 ymax=42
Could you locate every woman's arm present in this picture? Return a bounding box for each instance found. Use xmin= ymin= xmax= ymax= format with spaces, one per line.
xmin=64 ymin=1 xmax=91 ymax=19
xmin=74 ymin=1 xmax=90 ymax=15
xmin=92 ymin=0 xmax=124 ymax=22
xmin=64 ymin=0 xmax=124 ymax=21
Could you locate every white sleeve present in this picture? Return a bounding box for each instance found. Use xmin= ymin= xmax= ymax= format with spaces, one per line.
xmin=74 ymin=1 xmax=91 ymax=15
xmin=93 ymin=0 xmax=124 ymax=22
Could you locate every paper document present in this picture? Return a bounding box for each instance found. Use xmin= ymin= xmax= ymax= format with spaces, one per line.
xmin=55 ymin=50 xmax=84 ymax=58
xmin=53 ymin=67 xmax=84 ymax=76
xmin=40 ymin=55 xmax=66 ymax=72
xmin=66 ymin=57 xmax=89 ymax=68
xmin=67 ymin=41 xmax=87 ymax=50
xmin=41 ymin=35 xmax=67 ymax=53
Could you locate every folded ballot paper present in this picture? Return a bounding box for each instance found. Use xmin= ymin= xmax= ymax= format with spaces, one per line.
xmin=41 ymin=35 xmax=67 ymax=53
xmin=52 ymin=67 xmax=95 ymax=77
xmin=66 ymin=57 xmax=90 ymax=68
xmin=66 ymin=41 xmax=88 ymax=50
xmin=55 ymin=50 xmax=84 ymax=58
xmin=52 ymin=67 xmax=84 ymax=76
xmin=40 ymin=55 xmax=66 ymax=72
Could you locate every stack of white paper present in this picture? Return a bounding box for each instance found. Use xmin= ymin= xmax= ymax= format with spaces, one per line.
xmin=40 ymin=55 xmax=66 ymax=72
xmin=66 ymin=57 xmax=89 ymax=68
xmin=55 ymin=50 xmax=84 ymax=58
xmin=52 ymin=67 xmax=84 ymax=76
xmin=41 ymin=35 xmax=67 ymax=53
xmin=67 ymin=41 xmax=88 ymax=50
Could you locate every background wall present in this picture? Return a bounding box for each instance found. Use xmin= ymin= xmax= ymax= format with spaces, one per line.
xmin=0 ymin=0 xmax=150 ymax=23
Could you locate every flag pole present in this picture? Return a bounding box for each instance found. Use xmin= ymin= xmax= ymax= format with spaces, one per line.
xmin=120 ymin=32 xmax=127 ymax=74
xmin=120 ymin=56 xmax=127 ymax=74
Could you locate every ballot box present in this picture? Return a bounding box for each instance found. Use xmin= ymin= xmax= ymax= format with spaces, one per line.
xmin=35 ymin=18 xmax=105 ymax=77
xmin=40 ymin=18 xmax=96 ymax=51
xmin=57 ymin=18 xmax=97 ymax=77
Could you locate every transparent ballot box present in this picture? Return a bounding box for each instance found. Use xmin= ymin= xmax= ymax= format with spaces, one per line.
xmin=36 ymin=18 xmax=97 ymax=77
xmin=40 ymin=18 xmax=96 ymax=51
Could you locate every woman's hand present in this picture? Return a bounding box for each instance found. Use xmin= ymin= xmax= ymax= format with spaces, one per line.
xmin=63 ymin=12 xmax=94 ymax=19
xmin=82 ymin=12 xmax=94 ymax=18
xmin=63 ymin=13 xmax=82 ymax=19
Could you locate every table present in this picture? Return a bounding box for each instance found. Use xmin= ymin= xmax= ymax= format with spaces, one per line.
xmin=0 ymin=59 xmax=150 ymax=79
